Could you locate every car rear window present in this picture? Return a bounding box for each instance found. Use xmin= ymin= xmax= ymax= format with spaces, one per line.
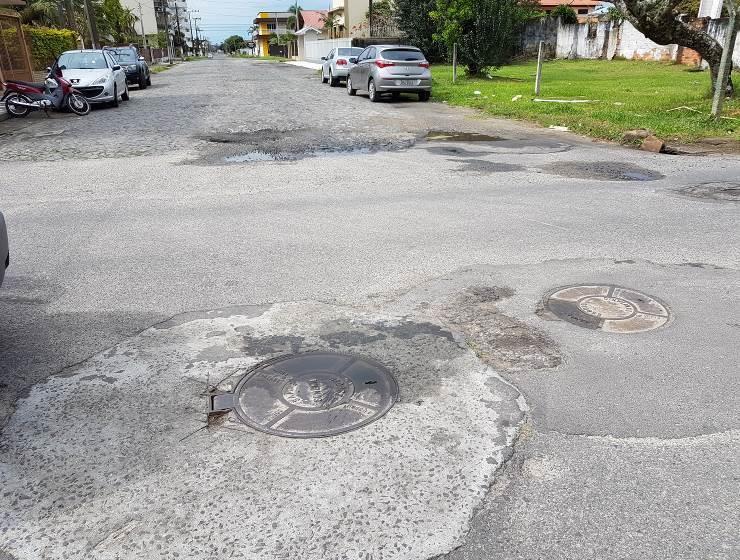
xmin=381 ymin=49 xmax=425 ymax=61
xmin=108 ymin=49 xmax=138 ymax=63
xmin=338 ymin=48 xmax=363 ymax=56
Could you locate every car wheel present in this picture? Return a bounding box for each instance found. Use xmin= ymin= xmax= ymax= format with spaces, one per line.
xmin=146 ymin=75 xmax=151 ymax=86
xmin=321 ymin=68 xmax=328 ymax=84
xmin=346 ymin=75 xmax=357 ymax=96
xmin=419 ymin=91 xmax=431 ymax=102
xmin=329 ymin=70 xmax=339 ymax=87
xmin=111 ymin=84 xmax=119 ymax=108
xmin=368 ymin=78 xmax=379 ymax=102
xmin=139 ymin=75 xmax=147 ymax=89
xmin=122 ymin=83 xmax=130 ymax=101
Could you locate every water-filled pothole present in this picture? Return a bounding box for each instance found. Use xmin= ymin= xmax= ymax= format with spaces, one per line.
xmin=427 ymin=130 xmax=504 ymax=142
xmin=673 ymin=182 xmax=740 ymax=202
xmin=541 ymin=161 xmax=664 ymax=181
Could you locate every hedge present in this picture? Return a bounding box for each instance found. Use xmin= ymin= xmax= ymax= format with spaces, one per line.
xmin=23 ymin=26 xmax=77 ymax=70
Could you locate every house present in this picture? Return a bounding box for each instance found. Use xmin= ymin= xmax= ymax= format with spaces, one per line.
xmin=253 ymin=11 xmax=293 ymax=57
xmin=121 ymin=0 xmax=158 ymax=37
xmin=295 ymin=10 xmax=328 ymax=60
xmin=323 ymin=0 xmax=369 ymax=38
xmin=326 ymin=0 xmax=346 ymax=38
xmin=538 ymin=0 xmax=602 ymax=15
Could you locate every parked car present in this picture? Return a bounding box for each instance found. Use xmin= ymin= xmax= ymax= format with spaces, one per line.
xmin=106 ymin=46 xmax=151 ymax=89
xmin=346 ymin=45 xmax=431 ymax=102
xmin=0 ymin=211 xmax=8 ymax=288
xmin=53 ymin=50 xmax=129 ymax=107
xmin=321 ymin=47 xmax=364 ymax=86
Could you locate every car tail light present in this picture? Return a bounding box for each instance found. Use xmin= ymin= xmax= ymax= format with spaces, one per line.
xmin=418 ymin=62 xmax=430 ymax=68
xmin=336 ymin=58 xmax=347 ymax=66
xmin=375 ymin=60 xmax=395 ymax=68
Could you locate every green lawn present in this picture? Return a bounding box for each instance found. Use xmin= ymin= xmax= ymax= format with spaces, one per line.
xmin=431 ymin=60 xmax=739 ymax=143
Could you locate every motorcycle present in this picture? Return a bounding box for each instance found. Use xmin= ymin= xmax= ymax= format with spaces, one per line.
xmin=1 ymin=70 xmax=90 ymax=118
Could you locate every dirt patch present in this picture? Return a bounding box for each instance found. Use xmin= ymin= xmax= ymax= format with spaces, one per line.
xmin=427 ymin=130 xmax=504 ymax=142
xmin=436 ymin=286 xmax=561 ymax=372
xmin=541 ymin=161 xmax=664 ymax=181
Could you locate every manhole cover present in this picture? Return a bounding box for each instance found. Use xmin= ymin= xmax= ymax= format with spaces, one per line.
xmin=210 ymin=352 xmax=399 ymax=438
xmin=544 ymin=285 xmax=670 ymax=333
xmin=675 ymin=182 xmax=740 ymax=202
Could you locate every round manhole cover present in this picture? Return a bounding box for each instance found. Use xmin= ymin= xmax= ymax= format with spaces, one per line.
xmin=544 ymin=285 xmax=670 ymax=333
xmin=224 ymin=352 xmax=399 ymax=438
xmin=675 ymin=182 xmax=740 ymax=202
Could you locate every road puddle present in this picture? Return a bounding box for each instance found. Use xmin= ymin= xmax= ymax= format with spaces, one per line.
xmin=541 ymin=161 xmax=664 ymax=181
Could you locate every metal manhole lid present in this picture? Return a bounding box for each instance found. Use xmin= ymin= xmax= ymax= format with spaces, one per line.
xmin=544 ymin=285 xmax=670 ymax=333
xmin=210 ymin=352 xmax=399 ymax=438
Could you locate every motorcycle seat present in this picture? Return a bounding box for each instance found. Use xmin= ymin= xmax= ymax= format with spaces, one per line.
xmin=6 ymin=79 xmax=46 ymax=90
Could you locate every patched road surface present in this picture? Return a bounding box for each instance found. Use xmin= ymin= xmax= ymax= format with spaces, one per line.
xmin=1 ymin=57 xmax=738 ymax=560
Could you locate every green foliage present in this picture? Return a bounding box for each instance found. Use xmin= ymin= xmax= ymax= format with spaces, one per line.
xmin=394 ymin=0 xmax=446 ymax=61
xmin=20 ymin=0 xmax=62 ymax=26
xmin=223 ymin=34 xmax=246 ymax=52
xmin=23 ymin=25 xmax=77 ymax=69
xmin=606 ymin=6 xmax=625 ymax=23
xmin=97 ymin=0 xmax=138 ymax=44
xmin=551 ymin=4 xmax=578 ymax=24
xmin=432 ymin=0 xmax=531 ymax=75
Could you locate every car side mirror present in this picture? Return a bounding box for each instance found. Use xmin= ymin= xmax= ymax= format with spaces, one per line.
xmin=46 ymin=66 xmax=51 ymax=73
xmin=112 ymin=65 xmax=121 ymax=71
xmin=349 ymin=57 xmax=357 ymax=64
xmin=138 ymin=56 xmax=145 ymax=61
xmin=321 ymin=56 xmax=327 ymax=61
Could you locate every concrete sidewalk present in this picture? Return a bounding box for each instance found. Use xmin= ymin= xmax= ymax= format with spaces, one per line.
xmin=286 ymin=60 xmax=322 ymax=70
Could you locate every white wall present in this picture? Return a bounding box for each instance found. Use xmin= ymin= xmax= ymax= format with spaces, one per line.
xmin=302 ymin=37 xmax=353 ymax=62
xmin=121 ymin=0 xmax=159 ymax=37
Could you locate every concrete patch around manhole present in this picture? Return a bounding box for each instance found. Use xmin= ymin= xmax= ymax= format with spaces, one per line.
xmin=541 ymin=285 xmax=671 ymax=333
xmin=540 ymin=161 xmax=664 ymax=181
xmin=209 ymin=352 xmax=398 ymax=438
xmin=0 ymin=301 xmax=525 ymax=560
xmin=671 ymin=182 xmax=740 ymax=202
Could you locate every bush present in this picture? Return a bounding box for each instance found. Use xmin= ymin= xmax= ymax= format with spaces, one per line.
xmin=23 ymin=26 xmax=77 ymax=70
xmin=551 ymin=5 xmax=578 ymax=25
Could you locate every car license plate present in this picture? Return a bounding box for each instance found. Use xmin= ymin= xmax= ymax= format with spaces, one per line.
xmin=396 ymin=80 xmax=417 ymax=86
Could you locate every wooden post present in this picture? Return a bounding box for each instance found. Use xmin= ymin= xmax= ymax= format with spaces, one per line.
xmin=535 ymin=41 xmax=544 ymax=95
xmin=711 ymin=1 xmax=737 ymax=118
xmin=452 ymin=43 xmax=458 ymax=83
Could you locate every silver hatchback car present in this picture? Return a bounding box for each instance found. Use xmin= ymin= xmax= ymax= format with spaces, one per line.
xmin=346 ymin=45 xmax=431 ymax=102
xmin=321 ymin=47 xmax=364 ymax=86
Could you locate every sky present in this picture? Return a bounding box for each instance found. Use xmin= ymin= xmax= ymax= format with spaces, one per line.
xmin=190 ymin=0 xmax=330 ymax=44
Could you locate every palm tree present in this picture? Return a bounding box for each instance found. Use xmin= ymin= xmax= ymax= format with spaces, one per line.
xmin=20 ymin=0 xmax=61 ymax=26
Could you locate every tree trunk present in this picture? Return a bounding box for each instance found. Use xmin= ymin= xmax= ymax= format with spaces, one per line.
xmin=613 ymin=0 xmax=733 ymax=95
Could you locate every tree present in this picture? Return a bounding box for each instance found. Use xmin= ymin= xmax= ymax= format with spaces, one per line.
xmin=223 ymin=34 xmax=246 ymax=53
xmin=395 ymin=0 xmax=445 ymax=60
xmin=432 ymin=0 xmax=531 ymax=75
xmin=612 ymin=0 xmax=737 ymax=95
xmin=19 ymin=0 xmax=62 ymax=26
xmin=551 ymin=4 xmax=578 ymax=24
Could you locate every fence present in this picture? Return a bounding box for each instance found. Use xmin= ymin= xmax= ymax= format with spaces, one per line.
xmin=303 ymin=37 xmax=352 ymax=62
xmin=520 ymin=17 xmax=740 ymax=67
xmin=0 ymin=10 xmax=33 ymax=84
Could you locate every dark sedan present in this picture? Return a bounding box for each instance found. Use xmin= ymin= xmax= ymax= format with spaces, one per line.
xmin=106 ymin=46 xmax=151 ymax=89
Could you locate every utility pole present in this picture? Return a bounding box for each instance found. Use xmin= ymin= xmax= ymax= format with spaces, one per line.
xmin=368 ymin=0 xmax=373 ymax=38
xmin=82 ymin=0 xmax=99 ymax=49
xmin=137 ymin=2 xmax=147 ymax=49
xmin=711 ymin=0 xmax=738 ymax=118
xmin=157 ymin=2 xmax=173 ymax=64
xmin=173 ymin=2 xmax=183 ymax=57
xmin=194 ymin=17 xmax=202 ymax=56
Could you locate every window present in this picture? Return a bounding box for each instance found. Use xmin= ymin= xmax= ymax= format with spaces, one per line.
xmin=266 ymin=23 xmax=276 ymax=31
xmin=338 ymin=48 xmax=363 ymax=56
xmin=367 ymin=47 xmax=376 ymax=59
xmin=57 ymin=52 xmax=108 ymax=70
xmin=380 ymin=49 xmax=424 ymax=61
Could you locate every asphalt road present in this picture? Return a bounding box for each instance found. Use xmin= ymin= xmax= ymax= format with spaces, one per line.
xmin=0 ymin=56 xmax=738 ymax=560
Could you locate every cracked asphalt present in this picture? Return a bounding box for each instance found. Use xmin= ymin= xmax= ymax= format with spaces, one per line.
xmin=0 ymin=56 xmax=738 ymax=559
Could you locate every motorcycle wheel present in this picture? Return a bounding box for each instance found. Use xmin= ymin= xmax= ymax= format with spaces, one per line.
xmin=66 ymin=93 xmax=90 ymax=116
xmin=5 ymin=93 xmax=31 ymax=118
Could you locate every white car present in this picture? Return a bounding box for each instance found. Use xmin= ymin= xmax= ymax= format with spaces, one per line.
xmin=54 ymin=50 xmax=129 ymax=106
xmin=0 ymin=211 xmax=8 ymax=288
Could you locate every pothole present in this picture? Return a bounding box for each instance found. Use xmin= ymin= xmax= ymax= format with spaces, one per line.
xmin=454 ymin=159 xmax=525 ymax=174
xmin=209 ymin=352 xmax=398 ymax=438
xmin=673 ymin=182 xmax=740 ymax=202
xmin=191 ymin=129 xmax=415 ymax=165
xmin=541 ymin=285 xmax=670 ymax=333
xmin=540 ymin=161 xmax=664 ymax=181
xmin=427 ymin=130 xmax=504 ymax=142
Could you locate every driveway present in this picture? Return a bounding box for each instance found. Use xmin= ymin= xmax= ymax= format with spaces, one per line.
xmin=0 ymin=56 xmax=738 ymax=560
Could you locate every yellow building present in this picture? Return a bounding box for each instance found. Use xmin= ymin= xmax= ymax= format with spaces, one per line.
xmin=253 ymin=11 xmax=293 ymax=57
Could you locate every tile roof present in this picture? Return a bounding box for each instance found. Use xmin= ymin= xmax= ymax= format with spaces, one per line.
xmin=300 ymin=10 xmax=328 ymax=30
